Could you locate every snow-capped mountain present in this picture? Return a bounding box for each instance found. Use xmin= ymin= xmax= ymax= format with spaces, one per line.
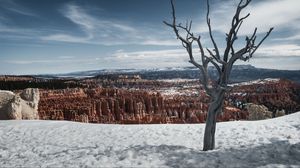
xmin=35 ymin=65 xmax=300 ymax=83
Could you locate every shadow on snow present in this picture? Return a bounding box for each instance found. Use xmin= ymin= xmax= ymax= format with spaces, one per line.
xmin=118 ymin=140 xmax=300 ymax=167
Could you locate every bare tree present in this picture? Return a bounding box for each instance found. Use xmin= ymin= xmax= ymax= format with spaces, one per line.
xmin=164 ymin=0 xmax=273 ymax=151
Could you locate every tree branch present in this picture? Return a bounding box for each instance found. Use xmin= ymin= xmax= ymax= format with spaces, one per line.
xmin=163 ymin=0 xmax=215 ymax=96
xmin=223 ymin=0 xmax=252 ymax=63
xmin=228 ymin=27 xmax=273 ymax=64
xmin=206 ymin=0 xmax=220 ymax=59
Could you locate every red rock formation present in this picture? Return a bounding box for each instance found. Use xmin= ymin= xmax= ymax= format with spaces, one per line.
xmin=228 ymin=79 xmax=300 ymax=115
xmin=3 ymin=75 xmax=298 ymax=124
xmin=38 ymin=87 xmax=247 ymax=124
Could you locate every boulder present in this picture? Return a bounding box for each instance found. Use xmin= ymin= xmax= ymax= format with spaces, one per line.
xmin=0 ymin=88 xmax=40 ymax=120
xmin=245 ymin=103 xmax=272 ymax=120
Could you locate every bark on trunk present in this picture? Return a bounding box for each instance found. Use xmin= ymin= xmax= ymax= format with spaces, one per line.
xmin=203 ymin=91 xmax=224 ymax=151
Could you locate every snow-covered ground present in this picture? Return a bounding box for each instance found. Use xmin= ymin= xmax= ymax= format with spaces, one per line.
xmin=0 ymin=113 xmax=299 ymax=167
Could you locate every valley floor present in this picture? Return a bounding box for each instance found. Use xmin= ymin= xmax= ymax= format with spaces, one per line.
xmin=0 ymin=113 xmax=299 ymax=167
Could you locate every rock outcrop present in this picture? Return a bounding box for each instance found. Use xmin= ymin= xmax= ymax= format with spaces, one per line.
xmin=245 ymin=103 xmax=272 ymax=120
xmin=0 ymin=88 xmax=40 ymax=120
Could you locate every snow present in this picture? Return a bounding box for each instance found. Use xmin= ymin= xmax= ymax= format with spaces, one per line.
xmin=0 ymin=90 xmax=15 ymax=109
xmin=157 ymin=78 xmax=197 ymax=83
xmin=0 ymin=90 xmax=14 ymax=95
xmin=0 ymin=112 xmax=299 ymax=167
xmin=159 ymin=87 xmax=182 ymax=96
xmin=229 ymin=78 xmax=281 ymax=86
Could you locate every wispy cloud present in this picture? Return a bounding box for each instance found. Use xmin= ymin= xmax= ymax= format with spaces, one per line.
xmin=103 ymin=49 xmax=201 ymax=69
xmin=41 ymin=3 xmax=138 ymax=45
xmin=41 ymin=4 xmax=95 ymax=43
xmin=41 ymin=3 xmax=178 ymax=46
xmin=0 ymin=1 xmax=192 ymax=46
xmin=64 ymin=4 xmax=95 ymax=31
xmin=0 ymin=0 xmax=37 ymax=17
xmin=4 ymin=56 xmax=96 ymax=65
xmin=0 ymin=1 xmax=39 ymax=38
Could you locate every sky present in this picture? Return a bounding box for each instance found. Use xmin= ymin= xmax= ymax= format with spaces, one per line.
xmin=0 ymin=0 xmax=300 ymax=75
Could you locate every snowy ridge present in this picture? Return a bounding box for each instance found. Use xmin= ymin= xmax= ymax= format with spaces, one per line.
xmin=51 ymin=67 xmax=197 ymax=78
xmin=0 ymin=112 xmax=299 ymax=167
xmin=157 ymin=78 xmax=197 ymax=82
xmin=229 ymin=78 xmax=281 ymax=86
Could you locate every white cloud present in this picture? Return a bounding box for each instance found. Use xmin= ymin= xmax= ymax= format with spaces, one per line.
xmin=58 ymin=56 xmax=75 ymax=59
xmin=239 ymin=0 xmax=300 ymax=34
xmin=274 ymin=34 xmax=300 ymax=41
xmin=140 ymin=39 xmax=179 ymax=46
xmin=256 ymin=44 xmax=300 ymax=57
xmin=111 ymin=49 xmax=187 ymax=60
xmin=106 ymin=43 xmax=300 ymax=70
xmin=41 ymin=34 xmax=92 ymax=43
xmin=104 ymin=48 xmax=204 ymax=69
xmin=110 ymin=43 xmax=300 ymax=63
xmin=196 ymin=0 xmax=300 ymax=36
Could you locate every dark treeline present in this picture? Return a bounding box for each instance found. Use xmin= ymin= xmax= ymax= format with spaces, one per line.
xmin=0 ymin=80 xmax=81 ymax=91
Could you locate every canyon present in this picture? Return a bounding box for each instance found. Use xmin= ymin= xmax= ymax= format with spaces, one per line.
xmin=0 ymin=74 xmax=299 ymax=124
xmin=37 ymin=78 xmax=300 ymax=124
xmin=38 ymin=87 xmax=247 ymax=124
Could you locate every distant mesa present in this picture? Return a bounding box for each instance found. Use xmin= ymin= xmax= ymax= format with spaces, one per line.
xmin=31 ymin=65 xmax=300 ymax=83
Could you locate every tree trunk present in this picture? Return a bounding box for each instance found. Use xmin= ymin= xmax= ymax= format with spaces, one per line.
xmin=203 ymin=91 xmax=224 ymax=151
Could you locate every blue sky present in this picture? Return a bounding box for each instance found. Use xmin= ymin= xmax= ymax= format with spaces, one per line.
xmin=0 ymin=0 xmax=300 ymax=75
